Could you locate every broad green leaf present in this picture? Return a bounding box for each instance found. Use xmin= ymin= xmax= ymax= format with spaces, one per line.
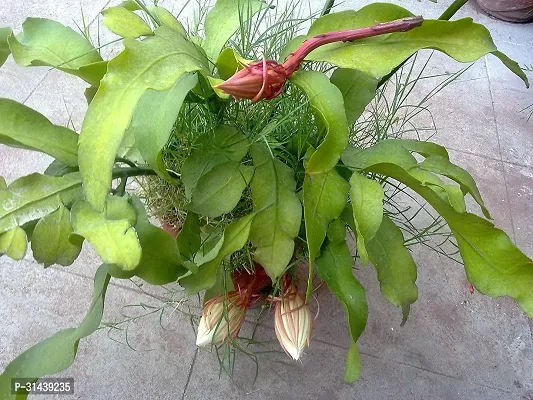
xmin=78 ymin=26 xmax=208 ymax=211
xmin=31 ymin=204 xmax=83 ymax=266
xmin=0 ymin=176 xmax=6 ymax=189
xmin=0 ymin=226 xmax=27 ymax=260
xmin=492 ymin=51 xmax=529 ymax=88
xmin=202 ymin=0 xmax=266 ymax=62
xmin=188 ymin=161 xmax=254 ymax=218
xmin=44 ymin=159 xmax=79 ymax=177
xmin=342 ymin=140 xmax=533 ymax=318
xmin=315 ymin=219 xmax=367 ymax=382
xmin=176 ymin=212 xmax=202 ymax=261
xmin=102 ymin=6 xmax=153 ymax=39
xmin=365 ymin=215 xmax=418 ymax=323
xmin=180 ymin=214 xmax=255 ymax=294
xmin=71 ymin=198 xmax=141 ymax=270
xmin=290 ymin=71 xmax=348 ymax=174
xmin=8 ymin=18 xmax=105 ymax=86
xmin=0 ymin=98 xmax=78 ymax=166
xmin=152 ymin=6 xmax=187 ymax=36
xmin=0 ymin=27 xmax=11 ymax=66
xmin=134 ymin=221 xmax=187 ymax=285
xmin=0 ymin=173 xmax=81 ymax=234
xmin=419 ymin=155 xmax=489 ymax=218
xmin=119 ymin=0 xmax=141 ymax=11
xmin=330 ymin=68 xmax=378 ymax=125
xmin=249 ymin=144 xmax=302 ymax=280
xmin=181 ymin=125 xmax=249 ymax=200
xmin=216 ymin=48 xmax=250 ymax=80
xmin=130 ymin=73 xmax=198 ymax=182
xmin=303 ymin=167 xmax=349 ymax=295
xmin=105 ymin=195 xmax=137 ymax=226
xmin=392 ymin=139 xmax=449 ymax=159
xmin=299 ymin=4 xmax=528 ymax=86
xmin=344 ymin=342 xmax=361 ymax=383
xmin=0 ymin=264 xmax=111 ymax=400
xmin=349 ymin=171 xmax=384 ymax=264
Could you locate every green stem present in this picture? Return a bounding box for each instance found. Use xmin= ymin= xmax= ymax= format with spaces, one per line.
xmin=438 ymin=0 xmax=468 ymax=21
xmin=377 ymin=0 xmax=468 ymax=88
xmin=321 ymin=0 xmax=335 ymax=16
xmin=112 ymin=166 xmax=157 ymax=179
xmin=115 ymin=157 xmax=137 ymax=168
xmin=115 ymin=177 xmax=128 ymax=196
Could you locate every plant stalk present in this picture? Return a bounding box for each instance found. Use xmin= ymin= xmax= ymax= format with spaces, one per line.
xmin=283 ymin=16 xmax=423 ymax=75
xmin=321 ymin=0 xmax=335 ymax=16
xmin=112 ymin=166 xmax=157 ymax=179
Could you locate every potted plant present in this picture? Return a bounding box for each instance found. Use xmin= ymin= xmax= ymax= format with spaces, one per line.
xmin=0 ymin=0 xmax=531 ymax=396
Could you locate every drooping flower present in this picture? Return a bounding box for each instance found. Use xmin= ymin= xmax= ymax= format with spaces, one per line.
xmin=196 ymin=291 xmax=247 ymax=347
xmin=274 ymin=282 xmax=312 ymax=360
xmin=216 ymin=16 xmax=423 ymax=102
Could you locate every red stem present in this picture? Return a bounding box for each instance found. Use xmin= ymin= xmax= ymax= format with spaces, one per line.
xmin=282 ymin=16 xmax=424 ymax=75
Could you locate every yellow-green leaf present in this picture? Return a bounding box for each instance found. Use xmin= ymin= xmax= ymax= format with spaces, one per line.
xmin=0 ymin=226 xmax=27 ymax=260
xmin=102 ymin=6 xmax=153 ymax=39
xmin=0 ymin=27 xmax=11 ymax=66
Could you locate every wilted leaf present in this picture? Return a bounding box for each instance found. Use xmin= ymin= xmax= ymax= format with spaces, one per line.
xmin=290 ymin=71 xmax=348 ymax=174
xmin=0 ymin=98 xmax=79 ymax=166
xmin=202 ymin=0 xmax=266 ymax=62
xmin=130 ymin=73 xmax=198 ymax=181
xmin=0 ymin=173 xmax=81 ymax=234
xmin=8 ymin=18 xmax=105 ymax=86
xmin=188 ymin=161 xmax=254 ymax=218
xmin=102 ymin=6 xmax=153 ymax=38
xmin=180 ymin=214 xmax=255 ymax=294
xmin=71 ymin=198 xmax=141 ymax=270
xmin=0 ymin=265 xmax=111 ymax=400
xmin=78 ymin=26 xmax=208 ymax=210
xmin=0 ymin=226 xmax=27 ymax=260
xmin=249 ymin=144 xmax=301 ymax=280
xmin=330 ymin=68 xmax=378 ymax=125
xmin=31 ymin=204 xmax=83 ymax=266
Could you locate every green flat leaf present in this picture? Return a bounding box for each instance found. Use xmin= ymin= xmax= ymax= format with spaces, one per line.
xmin=8 ymin=18 xmax=104 ymax=86
xmin=342 ymin=140 xmax=533 ymax=318
xmin=134 ymin=221 xmax=187 ymax=285
xmin=152 ymin=6 xmax=187 ymax=36
xmin=0 ymin=98 xmax=79 ymax=166
xmin=492 ymin=51 xmax=529 ymax=88
xmin=330 ymin=68 xmax=378 ymax=125
xmin=418 ymin=155 xmax=489 ymax=218
xmin=119 ymin=0 xmax=142 ymax=11
xmin=0 ymin=27 xmax=11 ymax=66
xmin=0 ymin=264 xmax=111 ymax=400
xmin=44 ymin=160 xmax=79 ymax=177
xmin=349 ymin=171 xmax=384 ymax=264
xmin=216 ymin=48 xmax=250 ymax=80
xmin=344 ymin=342 xmax=361 ymax=383
xmin=290 ymin=71 xmax=348 ymax=174
xmin=366 ymin=215 xmax=418 ymax=324
xmin=391 ymin=139 xmax=449 ymax=159
xmin=202 ymin=0 xmax=266 ymax=63
xmin=0 ymin=173 xmax=81 ymax=234
xmin=71 ymin=198 xmax=141 ymax=270
xmin=102 ymin=6 xmax=153 ymax=39
xmin=130 ymin=73 xmax=198 ymax=182
xmin=0 ymin=226 xmax=27 ymax=260
xmin=303 ymin=167 xmax=349 ymax=288
xmin=31 ymin=204 xmax=83 ymax=266
xmin=188 ymin=161 xmax=254 ymax=218
xmin=302 ymin=4 xmax=528 ymax=87
xmin=176 ymin=212 xmax=202 ymax=261
xmin=78 ymin=26 xmax=208 ymax=211
xmin=182 ymin=125 xmax=249 ymax=200
xmin=249 ymin=144 xmax=302 ymax=280
xmin=180 ymin=214 xmax=255 ymax=294
xmin=315 ymin=219 xmax=367 ymax=382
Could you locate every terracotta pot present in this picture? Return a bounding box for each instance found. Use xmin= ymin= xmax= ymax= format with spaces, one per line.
xmin=476 ymin=0 xmax=533 ymax=23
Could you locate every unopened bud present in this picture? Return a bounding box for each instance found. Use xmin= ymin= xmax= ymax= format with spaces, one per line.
xmin=274 ymin=283 xmax=312 ymax=360
xmin=196 ymin=291 xmax=247 ymax=347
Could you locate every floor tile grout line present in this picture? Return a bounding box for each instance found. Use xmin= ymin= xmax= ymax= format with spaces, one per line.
xmin=484 ymin=56 xmax=518 ymax=241
xmin=181 ymin=347 xmax=198 ymax=400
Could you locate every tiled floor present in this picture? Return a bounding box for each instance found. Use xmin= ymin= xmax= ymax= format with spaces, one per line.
xmin=1 ymin=1 xmax=532 ymax=399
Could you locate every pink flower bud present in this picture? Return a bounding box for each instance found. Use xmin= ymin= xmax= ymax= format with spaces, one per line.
xmin=274 ymin=283 xmax=312 ymax=360
xmin=196 ymin=291 xmax=247 ymax=347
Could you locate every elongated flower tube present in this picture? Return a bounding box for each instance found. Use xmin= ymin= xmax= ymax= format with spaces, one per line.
xmin=196 ymin=291 xmax=247 ymax=347
xmin=274 ymin=283 xmax=312 ymax=360
xmin=216 ymin=16 xmax=423 ymax=102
